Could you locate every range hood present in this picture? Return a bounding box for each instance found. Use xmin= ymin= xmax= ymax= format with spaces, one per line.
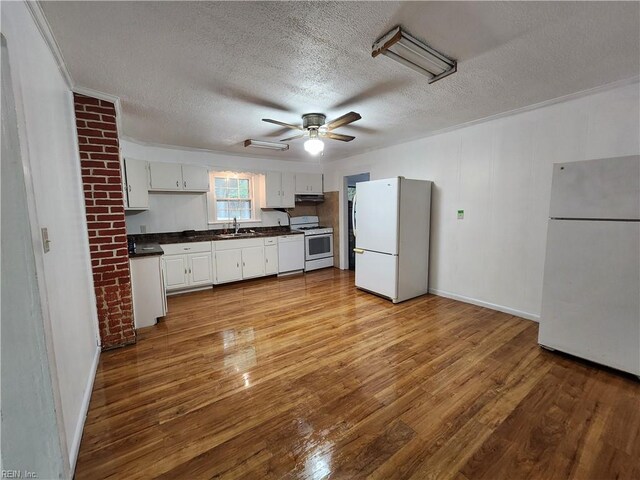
xmin=295 ymin=193 xmax=324 ymax=203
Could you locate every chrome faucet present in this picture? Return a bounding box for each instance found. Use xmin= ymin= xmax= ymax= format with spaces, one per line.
xmin=233 ymin=216 xmax=239 ymax=234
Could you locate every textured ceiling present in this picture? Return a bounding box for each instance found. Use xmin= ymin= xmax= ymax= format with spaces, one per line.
xmin=41 ymin=1 xmax=640 ymax=161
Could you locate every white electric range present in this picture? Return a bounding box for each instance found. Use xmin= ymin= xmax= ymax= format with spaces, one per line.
xmin=290 ymin=216 xmax=334 ymax=271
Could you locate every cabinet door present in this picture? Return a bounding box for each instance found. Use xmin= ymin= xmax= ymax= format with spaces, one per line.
xmin=308 ymin=173 xmax=323 ymax=194
xmin=124 ymin=158 xmax=149 ymax=208
xmin=163 ymin=255 xmax=188 ymax=290
xmin=188 ymin=252 xmax=213 ymax=285
xmin=182 ymin=165 xmax=210 ymax=192
xmin=215 ymin=249 xmax=243 ymax=283
xmin=241 ymin=246 xmax=265 ymax=279
xmin=264 ymin=171 xmax=282 ymax=207
xmin=264 ymin=244 xmax=278 ymax=275
xmin=281 ymin=172 xmax=295 ymax=207
xmin=149 ymin=162 xmax=182 ymax=191
xmin=295 ymin=173 xmax=312 ymax=193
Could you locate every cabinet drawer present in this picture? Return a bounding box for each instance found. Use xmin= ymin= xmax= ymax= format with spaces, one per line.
xmin=264 ymin=237 xmax=277 ymax=246
xmin=161 ymin=242 xmax=211 ymax=255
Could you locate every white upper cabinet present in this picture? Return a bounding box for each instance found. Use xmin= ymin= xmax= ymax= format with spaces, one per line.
xmin=149 ymin=162 xmax=209 ymax=192
xmin=149 ymin=162 xmax=183 ymax=191
xmin=295 ymin=173 xmax=323 ymax=194
xmin=263 ymin=171 xmax=295 ymax=208
xmin=123 ymin=158 xmax=149 ymax=209
xmin=181 ymin=165 xmax=210 ymax=192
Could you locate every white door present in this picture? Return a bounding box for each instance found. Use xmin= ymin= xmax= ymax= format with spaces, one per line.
xmin=242 ymin=246 xmax=265 ymax=279
xmin=149 ymin=162 xmax=182 ymax=191
xmin=539 ymin=220 xmax=640 ymax=375
xmin=264 ymin=171 xmax=282 ymax=207
xmin=181 ymin=165 xmax=209 ymax=192
xmin=124 ymin=158 xmax=149 ymax=208
xmin=355 ymin=250 xmax=398 ymax=300
xmin=265 ymin=244 xmax=278 ymax=275
xmin=215 ymin=249 xmax=242 ymax=283
xmin=163 ymin=255 xmax=188 ymax=289
xmin=188 ymin=252 xmax=213 ymax=285
xmin=281 ymin=172 xmax=296 ymax=207
xmin=355 ymin=178 xmax=400 ymax=254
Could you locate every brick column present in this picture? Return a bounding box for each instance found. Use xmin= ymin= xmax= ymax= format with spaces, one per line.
xmin=74 ymin=93 xmax=135 ymax=349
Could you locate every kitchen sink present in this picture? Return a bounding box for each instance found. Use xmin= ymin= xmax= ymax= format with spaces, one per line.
xmin=218 ymin=232 xmax=259 ymax=239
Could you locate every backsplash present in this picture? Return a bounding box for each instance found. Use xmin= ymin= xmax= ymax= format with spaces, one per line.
xmin=125 ymin=194 xmax=319 ymax=234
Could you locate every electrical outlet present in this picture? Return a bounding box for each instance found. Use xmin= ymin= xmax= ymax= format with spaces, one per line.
xmin=140 ymin=224 xmax=147 ymax=234
xmin=457 ymin=210 xmax=464 ymax=220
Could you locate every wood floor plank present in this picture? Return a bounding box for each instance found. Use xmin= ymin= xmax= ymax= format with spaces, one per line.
xmin=74 ymin=269 xmax=640 ymax=479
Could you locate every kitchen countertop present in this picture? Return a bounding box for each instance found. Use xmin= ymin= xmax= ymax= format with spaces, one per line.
xmin=129 ymin=243 xmax=164 ymax=258
xmin=127 ymin=226 xmax=303 ymax=246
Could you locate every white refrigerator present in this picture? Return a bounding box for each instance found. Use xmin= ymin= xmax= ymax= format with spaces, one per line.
xmin=538 ymin=155 xmax=640 ymax=376
xmin=353 ymin=177 xmax=432 ymax=303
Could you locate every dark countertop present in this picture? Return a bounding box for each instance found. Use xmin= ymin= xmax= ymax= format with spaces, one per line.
xmin=128 ymin=226 xmax=303 ymax=246
xmin=129 ymin=243 xmax=164 ymax=258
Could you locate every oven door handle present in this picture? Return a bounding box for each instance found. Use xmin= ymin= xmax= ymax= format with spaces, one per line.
xmin=352 ymin=193 xmax=357 ymax=237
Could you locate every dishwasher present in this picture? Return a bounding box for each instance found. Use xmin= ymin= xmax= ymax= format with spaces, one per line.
xmin=278 ymin=235 xmax=305 ymax=274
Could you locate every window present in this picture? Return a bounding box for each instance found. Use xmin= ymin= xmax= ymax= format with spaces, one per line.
xmin=208 ymin=172 xmax=261 ymax=223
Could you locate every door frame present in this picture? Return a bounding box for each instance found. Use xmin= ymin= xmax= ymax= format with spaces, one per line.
xmin=340 ymin=172 xmax=370 ymax=270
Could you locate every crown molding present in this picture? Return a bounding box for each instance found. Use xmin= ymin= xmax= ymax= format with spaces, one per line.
xmin=326 ymin=75 xmax=640 ymax=165
xmin=73 ymin=85 xmax=123 ymax=134
xmin=25 ymin=1 xmax=74 ymax=89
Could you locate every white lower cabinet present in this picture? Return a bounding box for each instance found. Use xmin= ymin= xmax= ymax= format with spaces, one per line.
xmin=265 ymin=244 xmax=278 ymax=275
xmin=161 ymin=242 xmax=213 ymax=292
xmin=215 ymin=248 xmax=243 ymax=283
xmin=214 ymin=237 xmax=280 ymax=284
xmin=242 ymin=246 xmax=265 ymax=279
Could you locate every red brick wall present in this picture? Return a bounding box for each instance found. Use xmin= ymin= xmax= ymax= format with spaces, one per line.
xmin=74 ymin=93 xmax=135 ymax=349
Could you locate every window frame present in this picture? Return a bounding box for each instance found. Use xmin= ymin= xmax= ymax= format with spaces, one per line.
xmin=208 ymin=171 xmax=260 ymax=224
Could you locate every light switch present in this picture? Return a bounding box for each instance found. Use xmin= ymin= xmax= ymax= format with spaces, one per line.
xmin=457 ymin=210 xmax=464 ymax=220
xmin=41 ymin=227 xmax=51 ymax=253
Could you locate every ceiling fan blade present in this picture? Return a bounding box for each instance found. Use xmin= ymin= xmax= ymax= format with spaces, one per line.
xmin=280 ymin=133 xmax=306 ymax=142
xmin=262 ymin=118 xmax=303 ymax=130
xmin=324 ymin=111 xmax=361 ymax=131
xmin=324 ymin=132 xmax=355 ymax=142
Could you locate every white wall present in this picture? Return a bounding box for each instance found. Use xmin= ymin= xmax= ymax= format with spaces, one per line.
xmin=324 ymin=81 xmax=640 ymax=320
xmin=122 ymin=140 xmax=323 ymax=233
xmin=2 ymin=2 xmax=100 ymax=470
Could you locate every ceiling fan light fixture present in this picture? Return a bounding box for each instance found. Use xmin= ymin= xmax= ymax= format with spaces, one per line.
xmin=372 ymin=26 xmax=456 ymax=83
xmin=244 ymin=139 xmax=289 ymax=151
xmin=304 ymin=130 xmax=324 ymax=155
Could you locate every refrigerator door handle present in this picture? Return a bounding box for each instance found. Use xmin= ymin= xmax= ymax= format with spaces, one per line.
xmin=352 ymin=193 xmax=357 ymax=237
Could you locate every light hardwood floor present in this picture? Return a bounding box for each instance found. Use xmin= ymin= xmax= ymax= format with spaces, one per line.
xmin=75 ymin=269 xmax=640 ymax=479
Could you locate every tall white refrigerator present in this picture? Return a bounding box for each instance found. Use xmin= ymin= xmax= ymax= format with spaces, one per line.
xmin=354 ymin=177 xmax=432 ymax=303
xmin=538 ymin=155 xmax=640 ymax=376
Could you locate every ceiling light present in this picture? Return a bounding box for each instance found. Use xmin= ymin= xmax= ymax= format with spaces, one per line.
xmin=244 ymin=139 xmax=289 ymax=151
xmin=372 ymin=26 xmax=456 ymax=83
xmin=304 ymin=130 xmax=324 ymax=155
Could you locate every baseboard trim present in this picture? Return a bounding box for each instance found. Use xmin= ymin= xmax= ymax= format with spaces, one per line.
xmin=429 ymin=288 xmax=540 ymax=322
xmin=69 ymin=346 xmax=100 ymax=474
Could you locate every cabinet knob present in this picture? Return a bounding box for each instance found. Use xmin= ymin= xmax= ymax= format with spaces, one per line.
xmin=184 ymin=181 xmax=187 ymax=188
xmin=128 ymin=185 xmax=132 ymax=192
xmin=184 ymin=268 xmax=187 ymax=274
xmin=176 ymin=180 xmax=179 ymax=187
xmin=236 ymin=262 xmax=239 ymax=267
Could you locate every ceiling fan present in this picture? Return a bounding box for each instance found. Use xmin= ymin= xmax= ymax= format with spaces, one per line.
xmin=262 ymin=111 xmax=362 ymax=155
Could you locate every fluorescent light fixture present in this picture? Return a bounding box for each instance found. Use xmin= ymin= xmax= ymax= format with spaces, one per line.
xmin=372 ymin=26 xmax=456 ymax=83
xmin=304 ymin=130 xmax=324 ymax=155
xmin=244 ymin=139 xmax=289 ymax=151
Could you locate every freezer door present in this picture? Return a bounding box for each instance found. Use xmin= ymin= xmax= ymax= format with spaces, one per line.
xmin=354 ymin=178 xmax=399 ymax=254
xmin=355 ymin=250 xmax=398 ymax=300
xmin=539 ymin=219 xmax=640 ymax=375
xmin=549 ymin=156 xmax=640 ymax=220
